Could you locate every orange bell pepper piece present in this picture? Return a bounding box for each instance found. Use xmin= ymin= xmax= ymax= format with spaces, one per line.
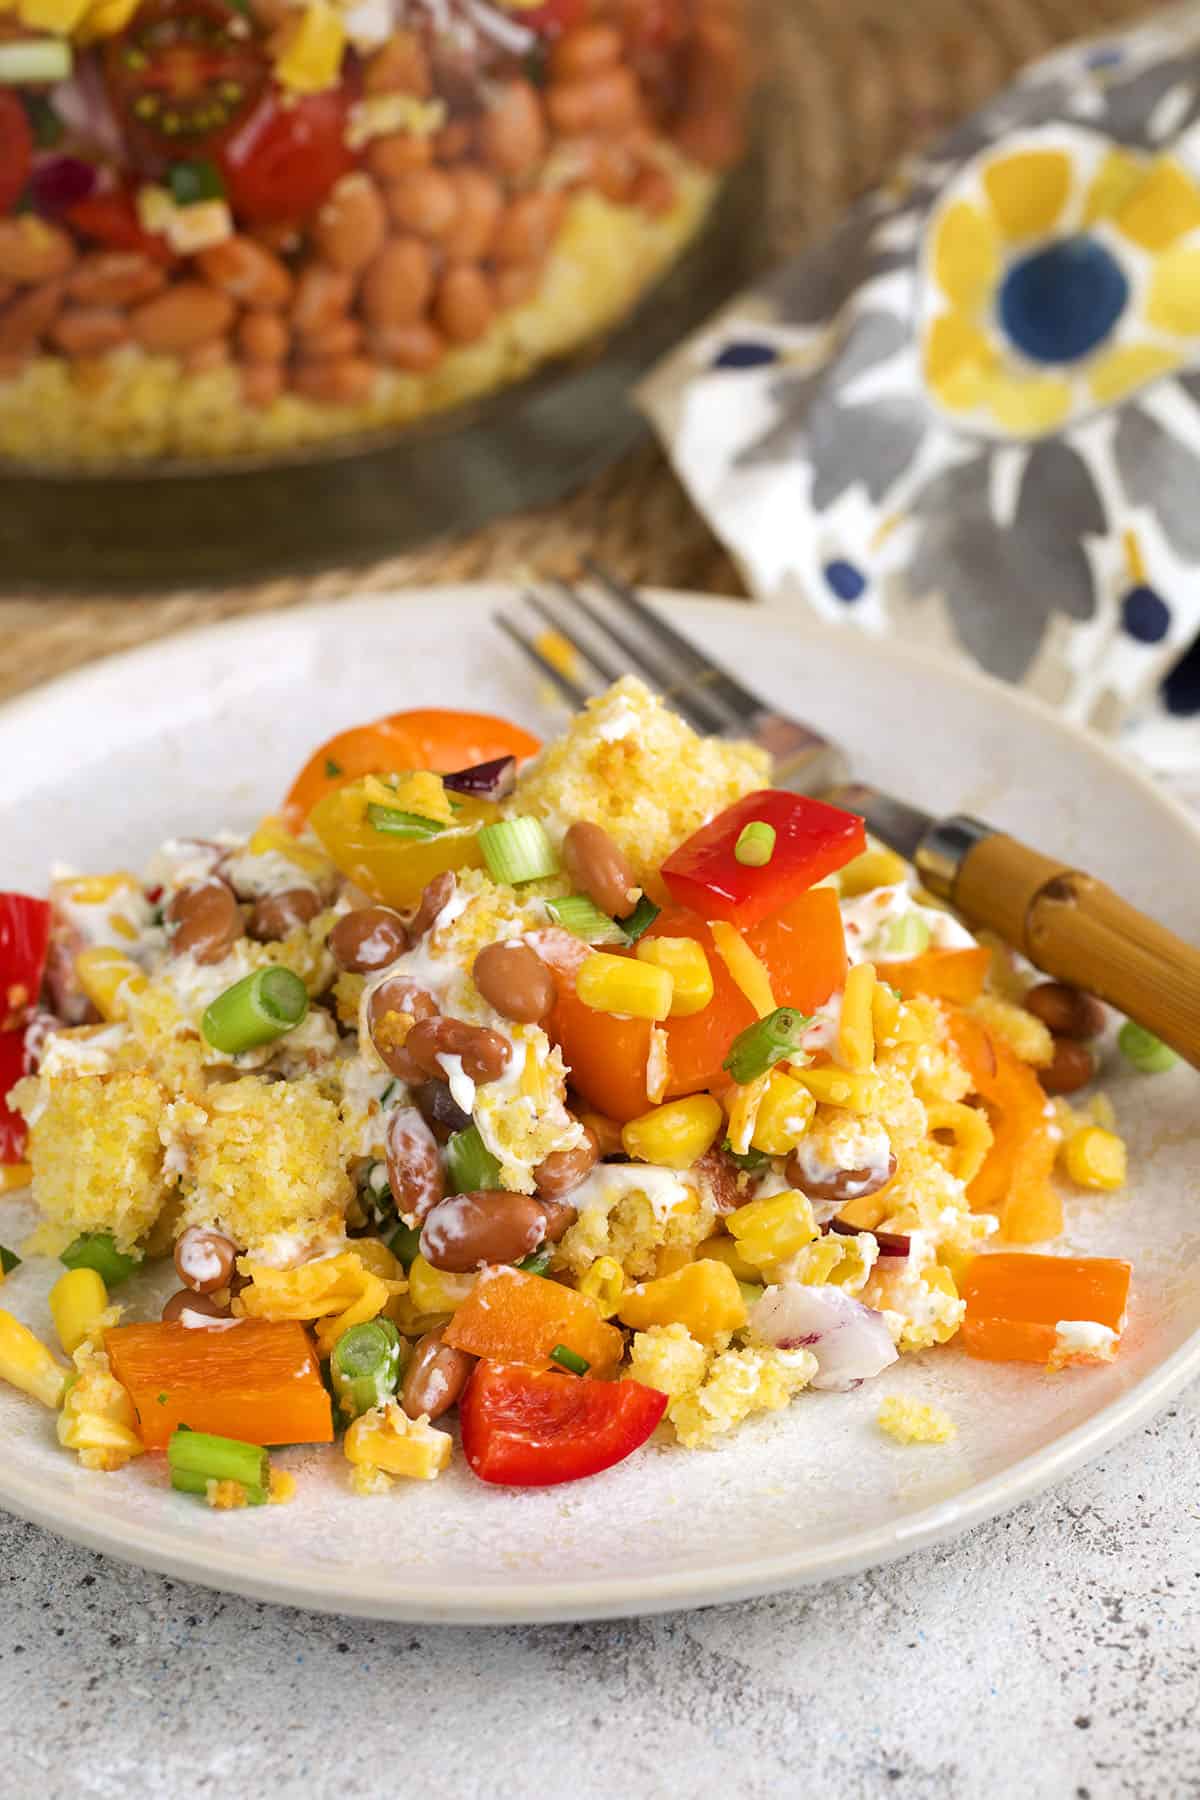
xmin=442 ymin=1267 xmax=624 ymax=1372
xmin=960 ymin=1252 xmax=1131 ymax=1365
xmin=945 ymin=1009 xmax=1062 ymax=1242
xmin=282 ymin=708 xmax=541 ymax=831
xmin=105 ymin=1319 xmax=334 ymax=1450
xmin=876 ymin=945 xmax=990 ymax=1004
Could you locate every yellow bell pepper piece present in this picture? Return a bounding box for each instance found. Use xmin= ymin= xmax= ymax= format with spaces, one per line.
xmin=621 ymin=1094 xmax=723 ymax=1169
xmin=274 ymin=0 xmax=347 ymax=94
xmin=694 ymin=1233 xmax=759 ymax=1284
xmin=73 ymin=946 xmax=147 ymax=1022
xmin=635 ymin=937 xmax=714 ymax=1017
xmin=308 ymin=783 xmax=497 ymax=908
xmin=617 ymin=1259 xmax=747 ymax=1343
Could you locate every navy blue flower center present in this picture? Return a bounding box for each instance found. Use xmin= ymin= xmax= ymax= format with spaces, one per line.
xmin=998 ymin=236 xmax=1129 ymax=365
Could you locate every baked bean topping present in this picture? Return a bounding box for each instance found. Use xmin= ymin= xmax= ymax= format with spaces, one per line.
xmin=370 ymin=319 xmax=446 ymax=372
xmin=196 ymin=236 xmax=293 ymax=309
xmin=161 ymin=1287 xmax=231 ymax=1324
xmin=174 ymin=1226 xmax=238 ymax=1295
xmin=533 ymin=1126 xmax=599 ymax=1201
xmin=248 ymin=886 xmax=321 ymax=942
xmin=67 ymin=251 xmax=165 ymax=308
xmin=785 ymin=1148 xmax=898 ymax=1208
xmin=290 ymin=356 xmax=375 ymax=406
xmin=361 ymin=236 xmax=434 ymax=329
xmin=562 ymin=821 xmax=640 ymax=919
xmin=433 ymin=264 xmax=494 ymax=345
xmin=407 ymin=870 xmax=456 ymax=941
xmin=290 ymin=263 xmax=354 ymax=336
xmin=364 ymin=29 xmax=430 ymax=97
xmin=365 ymin=131 xmax=432 ymax=181
xmin=0 ymin=216 xmax=75 ymax=284
xmin=404 ymin=1016 xmax=511 ymax=1085
xmin=385 ymin=168 xmax=460 ymax=239
xmin=51 ymin=307 xmax=127 ymax=357
xmin=472 ymin=941 xmax=555 ymax=1024
xmin=491 ymin=191 xmax=563 ymax=266
xmin=411 ymin=1078 xmax=472 ymax=1142
xmin=549 ymin=21 xmax=623 ymax=80
xmin=401 ymin=1325 xmax=475 ymax=1422
xmin=385 ymin=1104 xmax=444 ymax=1219
xmin=241 ymin=361 xmax=284 ymax=409
xmin=1038 ymin=1038 xmax=1097 ymax=1096
xmin=0 ymin=281 xmax=64 ymax=353
xmin=419 ymin=1189 xmax=546 ymax=1272
xmin=166 ymin=877 xmax=241 ymax=964
xmin=1024 ymin=981 xmax=1106 ymax=1041
xmin=130 ymin=283 xmax=235 ymax=354
xmin=237 ymin=309 xmax=290 ymax=364
xmin=478 ymin=78 xmax=546 ymax=177
xmin=331 ymin=906 xmax=409 ymax=973
xmin=440 ymin=167 xmax=503 ymax=261
xmin=313 ymin=173 xmax=388 ymax=273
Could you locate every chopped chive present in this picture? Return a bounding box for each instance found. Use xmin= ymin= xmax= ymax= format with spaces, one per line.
xmin=477 ymin=817 xmax=558 ymax=885
xmin=168 ymin=1426 xmax=269 ymax=1497
xmin=60 ymin=1231 xmax=141 ymax=1287
xmin=170 ymin=1467 xmax=269 ymax=1506
xmin=380 ymin=1080 xmax=398 ymax=1105
xmin=620 ymin=895 xmax=660 ymax=943
xmin=1118 ymin=1020 xmax=1177 ymax=1074
xmin=444 ymin=1124 xmax=501 ymax=1194
xmin=22 ymin=93 xmax=62 ymax=147
xmin=387 ymin=1220 xmax=423 ymax=1270
xmin=880 ymin=913 xmax=930 ymax=958
xmin=546 ymin=894 xmax=627 ymax=945
xmin=324 ymin=757 xmax=343 ymax=778
xmin=330 ymin=1319 xmax=404 ymax=1424
xmin=201 ymin=965 xmax=309 ymax=1055
xmin=550 ymin=1343 xmax=589 ymax=1376
xmin=366 ymin=804 xmax=445 ymax=840
xmin=167 ymin=158 xmax=224 ymax=206
xmin=518 ymin=1248 xmax=553 ymax=1276
xmin=734 ymin=821 xmax=776 ymax=867
xmin=0 ymin=38 xmax=72 ymax=83
xmin=0 ymin=1245 xmax=20 ymax=1276
xmin=722 ymin=1140 xmax=770 ymax=1172
xmin=722 ymin=1006 xmax=811 ymax=1084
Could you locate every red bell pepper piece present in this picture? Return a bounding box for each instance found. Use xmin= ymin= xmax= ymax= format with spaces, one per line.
xmin=661 ymin=790 xmax=865 ymax=929
xmin=0 ymin=1032 xmax=30 ymax=1164
xmin=64 ymin=191 xmax=177 ymax=264
xmin=459 ymin=1362 xmax=667 ymax=1486
xmin=0 ymin=893 xmax=51 ymax=1032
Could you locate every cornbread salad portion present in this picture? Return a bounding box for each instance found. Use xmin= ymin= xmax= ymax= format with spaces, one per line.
xmin=0 ymin=677 xmax=1154 ymax=1507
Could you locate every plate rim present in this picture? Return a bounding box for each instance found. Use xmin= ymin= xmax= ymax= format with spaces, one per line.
xmin=2 ymin=583 xmax=1198 ymax=1623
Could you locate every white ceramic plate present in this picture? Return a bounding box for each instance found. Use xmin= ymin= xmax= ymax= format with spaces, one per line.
xmin=1 ymin=588 xmax=1198 ymax=1624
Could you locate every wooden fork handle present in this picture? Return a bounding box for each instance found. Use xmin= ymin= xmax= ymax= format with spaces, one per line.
xmin=945 ymin=833 xmax=1200 ymax=1067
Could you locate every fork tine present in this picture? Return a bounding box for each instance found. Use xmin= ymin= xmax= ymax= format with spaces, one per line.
xmin=495 ymin=614 xmax=592 ymax=710
xmin=583 ymin=557 xmax=768 ymax=726
xmin=555 ymin=578 xmax=732 ymax=737
xmin=523 ymin=589 xmax=628 ymax=690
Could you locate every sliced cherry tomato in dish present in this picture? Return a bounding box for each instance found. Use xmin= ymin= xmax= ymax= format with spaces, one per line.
xmin=459 ymin=1361 xmax=667 ymax=1487
xmin=64 ymin=189 xmax=177 ymax=263
xmin=283 ymin=708 xmax=542 ymax=831
xmin=219 ymin=85 xmax=354 ymax=224
xmin=0 ymin=893 xmax=52 ymax=1033
xmin=0 ymin=92 xmax=34 ymax=217
xmin=0 ymin=1032 xmax=31 ymax=1164
xmin=105 ymin=0 xmax=267 ymax=171
xmin=661 ymin=790 xmax=866 ymax=930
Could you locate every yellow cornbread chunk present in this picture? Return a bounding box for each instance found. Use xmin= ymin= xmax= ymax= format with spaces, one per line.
xmin=16 ymin=1071 xmax=167 ymax=1252
xmin=877 ymin=1396 xmax=957 ymax=1445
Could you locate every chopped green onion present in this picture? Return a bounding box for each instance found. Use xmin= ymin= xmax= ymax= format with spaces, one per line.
xmin=1118 ymin=1020 xmax=1178 ymax=1074
xmin=477 ymin=817 xmax=558 ymax=885
xmin=167 ymin=158 xmax=225 ymax=206
xmin=60 ymin=1231 xmax=141 ymax=1287
xmin=549 ymin=1343 xmax=589 ymax=1376
xmin=734 ymin=821 xmax=776 ymax=867
xmin=330 ymin=1319 xmax=405 ymax=1424
xmin=736 ymin=1281 xmax=765 ymax=1310
xmin=22 ymin=93 xmax=62 ymax=148
xmin=168 ymin=1426 xmax=270 ymax=1502
xmin=201 ymin=965 xmax=309 ymax=1055
xmin=386 ymin=1221 xmax=423 ymax=1270
xmin=0 ymin=39 xmax=72 ymax=84
xmin=620 ymin=895 xmax=660 ymax=943
xmin=380 ymin=1079 xmax=398 ymax=1105
xmin=880 ymin=913 xmax=931 ymax=958
xmin=722 ymin=1141 xmax=770 ymax=1172
xmin=366 ymin=804 xmax=445 ymax=840
xmin=546 ymin=894 xmax=627 ymax=945
xmin=518 ymin=1248 xmax=553 ymax=1276
xmin=444 ymin=1124 xmax=502 ymax=1194
xmin=324 ymin=756 xmax=342 ymax=777
xmin=722 ymin=1006 xmax=811 ymax=1084
xmin=0 ymin=1245 xmax=20 ymax=1276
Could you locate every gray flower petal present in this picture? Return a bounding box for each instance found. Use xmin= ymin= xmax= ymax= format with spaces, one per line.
xmin=834 ymin=310 xmax=909 ymax=386
xmin=809 ymin=393 xmax=926 ymax=509
xmin=1112 ymin=402 xmax=1200 ymax=560
xmin=1098 ymin=55 xmax=1200 ymax=145
xmin=731 ymin=366 xmax=826 ymax=471
xmin=1015 ymin=440 xmax=1106 ymax=622
xmin=764 ymin=204 xmax=907 ymax=326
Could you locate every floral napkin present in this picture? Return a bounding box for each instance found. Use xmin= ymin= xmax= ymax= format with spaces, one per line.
xmin=639 ymin=2 xmax=1200 ymax=795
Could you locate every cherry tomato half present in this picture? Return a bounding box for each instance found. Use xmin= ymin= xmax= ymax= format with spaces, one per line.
xmin=105 ymin=0 xmax=267 ymax=172
xmin=219 ymin=85 xmax=354 ymax=224
xmin=0 ymin=93 xmax=34 ymax=217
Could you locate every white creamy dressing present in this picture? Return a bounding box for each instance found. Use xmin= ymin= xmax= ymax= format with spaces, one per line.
xmin=840 ymin=884 xmax=976 ymax=966
xmin=249 ymin=1229 xmax=349 ymax=1270
xmin=790 ymin=1117 xmax=893 ymax=1193
xmin=34 ymin=1023 xmax=127 ymax=1085
xmin=1053 ymin=1319 xmax=1119 ymax=1358
xmin=50 ymin=876 xmax=153 ymax=955
xmin=221 ymin=848 xmax=319 ymax=901
xmin=176 ymin=1234 xmax=224 ymax=1286
xmin=158 ymin=942 xmax=259 ymax=1018
xmin=568 ymin=1161 xmax=695 ymax=1226
xmin=593 ymin=696 xmax=643 ymax=742
xmin=437 ymin=1052 xmax=477 ymax=1116
xmin=179 ymin=1311 xmax=245 ymax=1331
xmin=800 ymin=992 xmax=843 ymax=1055
xmin=143 ymin=837 xmax=230 ymax=894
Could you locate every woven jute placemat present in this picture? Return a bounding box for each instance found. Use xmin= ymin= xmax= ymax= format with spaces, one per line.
xmin=0 ymin=0 xmax=1153 ymax=703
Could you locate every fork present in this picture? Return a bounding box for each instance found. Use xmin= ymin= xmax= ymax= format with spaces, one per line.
xmin=498 ymin=562 xmax=1200 ymax=1069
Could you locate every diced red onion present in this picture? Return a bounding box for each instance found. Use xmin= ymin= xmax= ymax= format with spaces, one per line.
xmin=829 ymin=1216 xmax=911 ymax=1258
xmin=442 ymin=755 xmax=517 ymax=803
xmin=50 ymin=62 xmax=123 ymax=160
xmin=749 ymin=1283 xmax=898 ymax=1391
xmin=28 ymin=155 xmax=97 ymax=215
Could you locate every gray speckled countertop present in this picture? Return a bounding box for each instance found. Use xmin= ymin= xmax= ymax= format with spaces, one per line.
xmin=3 ymin=1379 xmax=1198 ymax=1800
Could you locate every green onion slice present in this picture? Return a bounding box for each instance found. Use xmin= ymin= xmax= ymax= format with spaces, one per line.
xmin=0 ymin=39 xmax=72 ymax=84
xmin=546 ymin=894 xmax=627 ymax=945
xmin=24 ymin=94 xmax=62 ymax=148
xmin=444 ymin=1124 xmax=502 ymax=1194
xmin=620 ymin=895 xmax=660 ymax=943
xmin=1118 ymin=1020 xmax=1178 ymax=1074
xmin=167 ymin=158 xmax=225 ymax=206
xmin=366 ymin=804 xmax=446 ymax=840
xmin=734 ymin=821 xmax=776 ymax=867
xmin=386 ymin=1221 xmax=423 ymax=1271
xmin=549 ymin=1343 xmax=590 ymax=1376
xmin=517 ymin=1249 xmax=553 ymax=1276
xmin=880 ymin=913 xmax=931 ymax=958
xmin=722 ymin=1006 xmax=812 ymax=1084
xmin=168 ymin=1426 xmax=270 ymax=1501
xmin=60 ymin=1231 xmax=141 ymax=1287
xmin=201 ymin=965 xmax=309 ymax=1055
xmin=0 ymin=1245 xmax=20 ymax=1276
xmin=477 ymin=817 xmax=558 ymax=885
xmin=721 ymin=1141 xmax=770 ymax=1172
xmin=330 ymin=1319 xmax=404 ymax=1424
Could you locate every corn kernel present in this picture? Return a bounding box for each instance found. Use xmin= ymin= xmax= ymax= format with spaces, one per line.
xmin=0 ymin=1309 xmax=69 ymax=1409
xmin=1064 ymin=1125 xmax=1127 ymax=1191
xmin=275 ymin=0 xmax=347 ymax=93
xmin=0 ymin=1163 xmax=31 ymax=1195
xmin=54 ymin=871 xmax=139 ymax=908
xmin=709 ymin=921 xmax=775 ymax=1018
xmin=793 ymin=1067 xmax=882 ymax=1112
xmin=694 ymin=1233 xmax=760 ymax=1283
xmin=407 ymin=1254 xmax=477 ymax=1316
xmin=74 ymin=946 xmax=147 ymax=1022
xmin=49 ymin=1268 xmax=109 ymax=1357
xmin=654 ymin=1244 xmax=695 ymax=1277
xmin=618 ymin=1259 xmax=747 ymax=1343
xmin=836 ymin=962 xmax=877 ymax=1073
xmin=727 ymin=1190 xmax=818 ymax=1271
xmin=636 ymin=937 xmax=714 ymax=1017
xmin=925 ymin=1100 xmax=994 ymax=1185
xmin=838 ymin=846 xmax=908 ymax=897
xmin=622 ymin=1094 xmax=723 ymax=1169
xmin=871 ymin=981 xmax=901 ymax=1045
xmin=578 ymin=1255 xmax=626 ymax=1317
xmin=269 ymin=1469 xmax=297 ymax=1504
xmin=749 ymin=1068 xmax=816 ymax=1154
xmin=577 ymin=951 xmax=673 ymax=1021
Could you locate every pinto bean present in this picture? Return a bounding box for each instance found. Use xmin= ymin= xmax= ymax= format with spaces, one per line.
xmin=248 ymin=887 xmax=321 ymax=942
xmin=182 ymin=337 xmax=230 ymax=375
xmin=491 ymin=191 xmax=564 ymax=267
xmin=166 ymin=877 xmax=241 ymax=963
xmin=492 ymin=263 xmax=540 ymax=311
xmin=364 ymin=29 xmax=431 ymax=97
xmin=174 ymin=1225 xmax=238 ymax=1294
xmin=546 ymin=66 xmax=641 ymax=137
xmin=785 ymin=1147 xmax=898 ymax=1207
xmin=0 ymin=349 xmax=30 ymax=381
xmin=589 ymin=140 xmax=640 ymax=203
xmin=68 ymin=251 xmax=165 ymax=308
xmin=369 ymin=319 xmax=446 ymax=372
xmin=674 ymin=17 xmax=746 ymax=168
xmin=237 ymin=309 xmax=289 ymax=363
xmin=0 ymin=281 xmax=63 ymax=353
xmin=131 ymin=283 xmax=235 ymax=353
xmin=549 ymin=21 xmax=622 ymax=79
xmin=433 ymin=119 xmax=474 ymax=161
xmin=365 ymin=132 xmax=433 ymax=181
xmin=196 ymin=236 xmax=293 ymax=309
xmin=331 ymin=906 xmax=409 ymax=973
xmin=0 ymin=216 xmax=75 ymax=284
xmin=1038 ymin=1038 xmax=1097 ymax=1096
xmin=411 ymin=1078 xmax=471 ymax=1141
xmin=162 ymin=1288 xmax=232 ymax=1324
xmin=440 ymin=167 xmax=503 ymax=261
xmin=534 ymin=1126 xmax=599 ymax=1202
xmin=368 ymin=977 xmax=438 ymax=1077
xmin=385 ymin=1104 xmax=444 ymax=1219
xmin=50 ymin=306 xmax=128 ymax=356
xmin=240 ymin=360 xmax=284 ymax=408
xmin=294 ymin=319 xmax=363 ymax=360
xmin=472 ymin=942 xmax=555 ymax=1024
xmin=632 ymin=165 xmax=677 ymax=216
xmin=404 ymin=1016 xmax=511 ymax=1084
xmin=360 ymin=236 xmax=434 ymax=329
xmin=478 ymin=78 xmax=547 ymax=177
xmin=1023 ymin=982 xmax=1106 ymax=1041
xmin=313 ymin=173 xmax=388 ymax=273
xmin=563 ymin=821 xmax=639 ymax=918
xmin=385 ymin=168 xmax=460 ymax=239
xmin=290 ymin=263 xmax=354 ymax=336
xmin=433 ymin=264 xmax=494 ymax=344
xmin=535 ymin=1196 xmax=579 ymax=1242
xmin=407 ymin=871 xmax=456 ymax=941
xmin=400 ymin=1325 xmax=474 ymax=1421
xmin=290 ymin=356 xmax=376 ymax=405
xmin=419 ymin=1189 xmax=546 ymax=1272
